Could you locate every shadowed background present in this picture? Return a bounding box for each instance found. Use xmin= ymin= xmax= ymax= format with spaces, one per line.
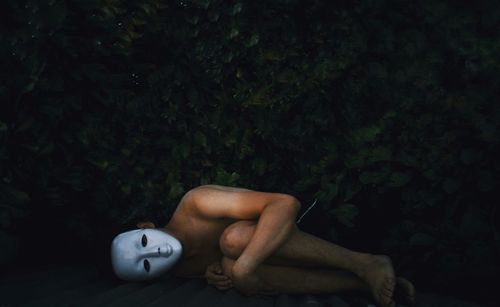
xmin=1 ymin=0 xmax=499 ymax=306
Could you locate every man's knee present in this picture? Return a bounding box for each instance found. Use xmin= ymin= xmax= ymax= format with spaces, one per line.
xmin=221 ymin=256 xmax=259 ymax=296
xmin=219 ymin=221 xmax=256 ymax=259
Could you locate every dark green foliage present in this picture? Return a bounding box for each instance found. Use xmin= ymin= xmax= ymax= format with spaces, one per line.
xmin=1 ymin=0 xmax=499 ymax=300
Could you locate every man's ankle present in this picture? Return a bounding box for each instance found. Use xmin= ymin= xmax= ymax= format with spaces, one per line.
xmin=350 ymin=252 xmax=374 ymax=276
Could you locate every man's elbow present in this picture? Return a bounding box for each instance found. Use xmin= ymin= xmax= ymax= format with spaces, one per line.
xmin=291 ymin=195 xmax=302 ymax=211
xmin=279 ymin=194 xmax=301 ymax=214
xmin=264 ymin=194 xmax=301 ymax=218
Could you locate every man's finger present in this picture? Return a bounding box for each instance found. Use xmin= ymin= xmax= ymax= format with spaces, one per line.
xmin=207 ymin=266 xmax=223 ymax=273
xmin=217 ymin=280 xmax=233 ymax=285
xmin=216 ymin=286 xmax=231 ymax=291
xmin=208 ymin=274 xmax=230 ymax=281
xmin=211 ymin=266 xmax=223 ymax=274
xmin=216 ymin=281 xmax=232 ymax=287
xmin=207 ymin=278 xmax=228 ymax=285
xmin=216 ymin=284 xmax=233 ymax=291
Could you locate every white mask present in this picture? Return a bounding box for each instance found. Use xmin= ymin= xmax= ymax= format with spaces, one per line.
xmin=111 ymin=228 xmax=183 ymax=281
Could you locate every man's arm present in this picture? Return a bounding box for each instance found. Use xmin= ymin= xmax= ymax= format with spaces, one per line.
xmin=186 ymin=185 xmax=301 ymax=278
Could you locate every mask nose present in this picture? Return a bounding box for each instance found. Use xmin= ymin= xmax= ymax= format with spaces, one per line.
xmin=142 ymin=244 xmax=172 ymax=258
xmin=159 ymin=245 xmax=172 ymax=256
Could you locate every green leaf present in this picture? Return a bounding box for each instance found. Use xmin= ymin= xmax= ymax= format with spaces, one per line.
xmin=319 ymin=183 xmax=338 ymax=201
xmin=86 ymin=158 xmax=109 ymax=171
xmin=343 ymin=182 xmax=362 ymax=202
xmin=229 ymin=172 xmax=240 ymax=185
xmin=293 ymin=177 xmax=316 ymax=192
xmin=194 ymin=131 xmax=208 ymax=150
xmin=19 ymin=82 xmax=36 ymax=96
xmin=186 ymin=15 xmax=199 ymax=25
xmin=246 ymin=34 xmax=259 ymax=47
xmin=222 ymin=52 xmax=234 ymax=63
xmin=15 ymin=119 xmax=34 ymax=132
xmin=230 ymin=2 xmax=242 ymax=15
xmin=207 ymin=10 xmax=220 ymax=22
xmin=368 ymin=146 xmax=392 ymax=162
xmin=460 ymin=148 xmax=483 ymax=165
xmin=187 ymin=88 xmax=199 ymax=104
xmin=168 ymin=182 xmax=185 ymax=199
xmin=196 ymin=0 xmax=210 ymax=9
xmin=8 ymin=188 xmax=31 ymax=204
xmin=252 ymin=159 xmax=267 ymax=175
xmin=39 ymin=143 xmax=55 ymax=155
xmin=344 ymin=153 xmax=365 ymax=169
xmin=135 ymin=166 xmax=144 ymax=175
xmin=215 ymin=169 xmax=240 ymax=186
xmin=351 ymin=125 xmax=382 ymax=145
xmin=226 ymin=28 xmax=239 ymax=40
xmin=387 ymin=172 xmax=412 ymax=187
xmin=180 ymin=143 xmax=190 ymax=158
xmin=422 ymin=169 xmax=437 ymax=181
xmin=397 ymin=152 xmax=418 ymax=167
xmin=120 ymin=185 xmax=131 ymax=195
xmin=276 ymin=70 xmax=298 ymax=84
xmin=140 ymin=3 xmax=154 ymax=15
xmin=0 ymin=121 xmax=7 ymax=132
xmin=443 ymin=177 xmax=460 ymax=194
xmin=359 ymin=171 xmax=386 ymax=185
xmin=331 ymin=203 xmax=359 ymax=228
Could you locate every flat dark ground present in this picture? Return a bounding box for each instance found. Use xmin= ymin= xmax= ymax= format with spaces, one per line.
xmin=0 ymin=264 xmax=488 ymax=307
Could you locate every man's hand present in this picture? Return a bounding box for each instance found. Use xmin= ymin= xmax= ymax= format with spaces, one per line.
xmin=205 ymin=261 xmax=233 ymax=291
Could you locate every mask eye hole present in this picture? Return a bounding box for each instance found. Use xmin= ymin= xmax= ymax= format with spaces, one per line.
xmin=144 ymin=259 xmax=150 ymax=272
xmin=141 ymin=234 xmax=147 ymax=247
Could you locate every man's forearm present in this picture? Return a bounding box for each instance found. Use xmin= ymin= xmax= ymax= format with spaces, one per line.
xmin=232 ymin=198 xmax=300 ymax=276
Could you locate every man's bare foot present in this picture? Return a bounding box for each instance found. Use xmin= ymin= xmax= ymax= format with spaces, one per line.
xmin=394 ymin=277 xmax=416 ymax=307
xmin=357 ymin=255 xmax=396 ymax=307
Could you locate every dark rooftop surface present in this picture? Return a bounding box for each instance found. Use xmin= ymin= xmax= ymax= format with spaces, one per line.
xmin=0 ymin=265 xmax=487 ymax=307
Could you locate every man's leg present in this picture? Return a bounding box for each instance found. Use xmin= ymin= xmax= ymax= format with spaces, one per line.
xmin=221 ymin=256 xmax=415 ymax=307
xmin=221 ymin=221 xmax=378 ymax=272
xmin=220 ymin=221 xmax=406 ymax=307
xmin=220 ymin=256 xmax=369 ymax=295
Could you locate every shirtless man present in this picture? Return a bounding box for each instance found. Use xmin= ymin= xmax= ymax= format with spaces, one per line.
xmin=111 ymin=185 xmax=416 ymax=307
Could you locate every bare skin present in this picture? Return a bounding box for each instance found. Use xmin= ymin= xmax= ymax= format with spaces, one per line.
xmin=218 ymin=220 xmax=413 ymax=307
xmin=145 ymin=185 xmax=415 ymax=307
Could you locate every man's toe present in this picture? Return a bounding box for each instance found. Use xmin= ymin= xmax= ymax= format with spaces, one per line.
xmin=384 ymin=288 xmax=394 ymax=297
xmin=394 ymin=278 xmax=417 ymax=307
xmin=378 ymin=292 xmax=393 ymax=307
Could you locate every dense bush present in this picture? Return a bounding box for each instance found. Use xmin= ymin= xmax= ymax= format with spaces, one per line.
xmin=1 ymin=0 xmax=499 ymax=302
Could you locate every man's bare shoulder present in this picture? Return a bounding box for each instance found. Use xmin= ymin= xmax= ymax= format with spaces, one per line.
xmin=178 ymin=185 xmax=253 ymax=211
xmin=181 ymin=185 xmax=255 ymax=204
xmin=190 ymin=184 xmax=255 ymax=193
xmin=178 ymin=184 xmax=254 ymax=211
